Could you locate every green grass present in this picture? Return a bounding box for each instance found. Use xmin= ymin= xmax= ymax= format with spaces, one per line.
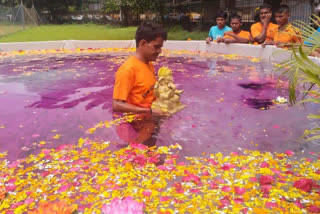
xmin=0 ymin=24 xmax=207 ymax=42
xmin=0 ymin=25 xmax=24 ymax=37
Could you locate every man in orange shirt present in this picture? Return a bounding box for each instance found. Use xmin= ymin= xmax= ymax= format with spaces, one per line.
xmin=217 ymin=15 xmax=251 ymax=44
xmin=113 ymin=22 xmax=167 ymax=146
xmin=113 ymin=22 xmax=166 ymax=115
xmin=251 ymin=4 xmax=278 ymax=45
xmin=262 ymin=5 xmax=302 ymax=48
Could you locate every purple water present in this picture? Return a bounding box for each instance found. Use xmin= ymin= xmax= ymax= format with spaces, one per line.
xmin=0 ymin=52 xmax=318 ymax=161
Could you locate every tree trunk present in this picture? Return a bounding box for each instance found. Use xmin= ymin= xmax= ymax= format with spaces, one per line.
xmin=158 ymin=0 xmax=165 ymax=27
xmin=121 ymin=6 xmax=129 ymax=26
xmin=76 ymin=0 xmax=83 ymax=11
xmin=49 ymin=8 xmax=58 ymax=23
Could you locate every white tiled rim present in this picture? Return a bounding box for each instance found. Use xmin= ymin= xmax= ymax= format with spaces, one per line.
xmin=0 ymin=40 xmax=319 ymax=63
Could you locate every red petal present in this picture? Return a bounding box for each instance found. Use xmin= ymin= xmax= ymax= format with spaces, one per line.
xmin=234 ymin=198 xmax=244 ymax=204
xmin=308 ymin=205 xmax=320 ymax=213
xmin=294 ymin=200 xmax=304 ymax=208
xmin=160 ymin=196 xmax=170 ymax=202
xmin=143 ymin=190 xmax=152 ymax=197
xmin=234 ymin=186 xmax=246 ymax=195
xmin=265 ymin=202 xmax=278 ymax=208
xmin=260 ymin=162 xmax=269 ymax=168
xmin=259 ymin=175 xmax=274 ymax=185
xmin=190 ymin=189 xmax=200 ymax=193
xmin=293 ymin=179 xmax=314 ymax=192
xmin=285 ymin=150 xmax=294 ymax=156
xmin=222 ymin=186 xmax=232 ymax=192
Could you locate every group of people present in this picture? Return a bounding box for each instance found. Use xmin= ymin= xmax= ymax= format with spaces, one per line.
xmin=205 ymin=4 xmax=302 ymax=48
xmin=111 ymin=3 xmax=317 ymax=146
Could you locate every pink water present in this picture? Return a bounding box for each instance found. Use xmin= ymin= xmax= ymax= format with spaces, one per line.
xmin=0 ymin=53 xmax=318 ymax=161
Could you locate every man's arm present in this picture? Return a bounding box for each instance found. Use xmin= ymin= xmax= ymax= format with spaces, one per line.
xmin=224 ymin=33 xmax=249 ymax=44
xmin=254 ymin=27 xmax=268 ymax=44
xmin=113 ymin=99 xmax=150 ymax=113
xmin=113 ymin=99 xmax=166 ymax=116
xmin=206 ymin=27 xmax=214 ymax=43
xmin=253 ymin=15 xmax=271 ymax=44
xmin=261 ymin=40 xmax=275 ymax=48
xmin=223 ymin=32 xmax=249 ymax=44
xmin=232 ymin=34 xmax=249 ymax=43
xmin=223 ymin=38 xmax=237 ymax=44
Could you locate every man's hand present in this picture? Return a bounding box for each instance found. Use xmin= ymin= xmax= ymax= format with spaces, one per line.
xmin=261 ymin=40 xmax=275 ymax=48
xmin=224 ymin=39 xmax=233 ymax=44
xmin=249 ymin=35 xmax=254 ymax=43
xmin=216 ymin=37 xmax=224 ymax=43
xmin=151 ymin=108 xmax=168 ymax=117
xmin=261 ymin=13 xmax=271 ymax=27
xmin=206 ymin=37 xmax=213 ymax=44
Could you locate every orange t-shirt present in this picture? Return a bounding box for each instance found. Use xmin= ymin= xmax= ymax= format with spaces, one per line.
xmin=274 ymin=24 xmax=302 ymax=44
xmin=113 ymin=56 xmax=156 ymax=108
xmin=223 ymin=30 xmax=251 ymax=40
xmin=251 ymin=22 xmax=278 ymax=44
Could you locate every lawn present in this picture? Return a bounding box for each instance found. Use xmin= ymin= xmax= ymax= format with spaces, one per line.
xmin=0 ymin=25 xmax=24 ymax=37
xmin=0 ymin=24 xmax=208 ymax=42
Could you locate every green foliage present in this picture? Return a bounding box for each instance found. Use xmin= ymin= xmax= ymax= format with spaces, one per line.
xmin=101 ymin=0 xmax=167 ymax=25
xmin=279 ymin=15 xmax=320 ymax=141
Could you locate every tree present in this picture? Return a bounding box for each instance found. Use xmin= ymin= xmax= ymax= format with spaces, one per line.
xmin=32 ymin=0 xmax=76 ymax=23
xmin=102 ymin=0 xmax=136 ymax=25
xmin=102 ymin=0 xmax=166 ymax=26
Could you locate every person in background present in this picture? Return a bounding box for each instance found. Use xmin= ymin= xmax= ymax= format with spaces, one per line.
xmin=262 ymin=5 xmax=302 ymax=48
xmin=251 ymin=4 xmax=278 ymax=45
xmin=217 ymin=14 xmax=251 ymax=44
xmin=206 ymin=11 xmax=232 ymax=43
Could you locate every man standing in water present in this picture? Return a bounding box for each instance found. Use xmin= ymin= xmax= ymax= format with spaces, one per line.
xmin=251 ymin=4 xmax=278 ymax=45
xmin=112 ymin=22 xmax=167 ymax=146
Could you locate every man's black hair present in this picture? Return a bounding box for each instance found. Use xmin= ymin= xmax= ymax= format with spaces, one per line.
xmin=230 ymin=14 xmax=242 ymax=22
xmin=216 ymin=10 xmax=228 ymax=20
xmin=276 ymin=4 xmax=290 ymax=14
xmin=260 ymin=4 xmax=272 ymax=11
xmin=135 ymin=22 xmax=167 ymax=48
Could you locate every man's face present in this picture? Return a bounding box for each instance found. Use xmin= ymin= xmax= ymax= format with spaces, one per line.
xmin=140 ymin=37 xmax=164 ymax=62
xmin=216 ymin=17 xmax=226 ymax=29
xmin=230 ymin=18 xmax=241 ymax=32
xmin=259 ymin=8 xmax=272 ymax=21
xmin=275 ymin=12 xmax=289 ymax=26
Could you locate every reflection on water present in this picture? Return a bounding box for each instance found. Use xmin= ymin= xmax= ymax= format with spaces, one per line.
xmin=0 ymin=53 xmax=318 ymax=161
xmin=244 ymin=98 xmax=274 ymax=110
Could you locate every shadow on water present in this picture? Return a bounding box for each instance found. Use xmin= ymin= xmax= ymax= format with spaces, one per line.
xmin=239 ymin=83 xmax=269 ymax=90
xmin=244 ymin=98 xmax=274 ymax=110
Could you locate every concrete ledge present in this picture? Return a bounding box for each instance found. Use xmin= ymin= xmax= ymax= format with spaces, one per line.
xmin=0 ymin=40 xmax=310 ymax=63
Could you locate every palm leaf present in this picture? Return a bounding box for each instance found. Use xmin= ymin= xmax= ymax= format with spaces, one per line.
xmin=307 ymin=114 xmax=320 ymax=119
xmin=303 ymin=134 xmax=320 ymax=142
xmin=300 ymin=128 xmax=320 ymax=140
xmin=278 ymin=15 xmax=320 ymax=142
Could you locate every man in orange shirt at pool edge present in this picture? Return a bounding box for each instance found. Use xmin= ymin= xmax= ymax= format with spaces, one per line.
xmin=251 ymin=4 xmax=278 ymax=45
xmin=217 ymin=14 xmax=251 ymax=44
xmin=112 ymin=22 xmax=167 ymax=146
xmin=262 ymin=4 xmax=302 ymax=48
